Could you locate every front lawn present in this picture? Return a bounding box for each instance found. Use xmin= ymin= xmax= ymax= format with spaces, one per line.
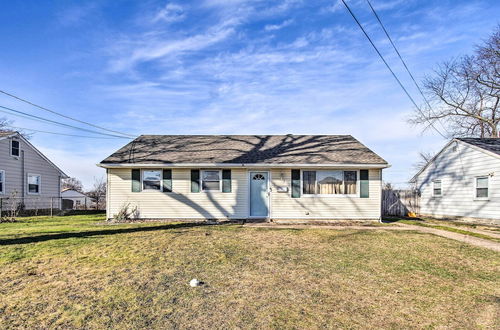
xmin=0 ymin=215 xmax=499 ymax=328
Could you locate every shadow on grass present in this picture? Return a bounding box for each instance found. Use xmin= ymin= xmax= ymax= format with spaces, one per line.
xmin=382 ymin=216 xmax=424 ymax=224
xmin=0 ymin=222 xmax=209 ymax=246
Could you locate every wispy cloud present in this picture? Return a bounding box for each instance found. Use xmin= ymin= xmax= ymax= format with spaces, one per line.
xmin=5 ymin=0 xmax=497 ymax=189
xmin=264 ymin=18 xmax=294 ymax=31
xmin=152 ymin=3 xmax=186 ymax=23
xmin=109 ymin=24 xmax=236 ymax=71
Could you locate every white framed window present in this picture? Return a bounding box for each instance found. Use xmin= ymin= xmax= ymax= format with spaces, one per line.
xmin=302 ymin=170 xmax=358 ymax=196
xmin=475 ymin=176 xmax=489 ymax=199
xmin=0 ymin=170 xmax=4 ymax=194
xmin=142 ymin=170 xmax=162 ymax=190
xmin=27 ymin=173 xmax=41 ymax=194
xmin=201 ymin=170 xmax=221 ymax=191
xmin=432 ymin=180 xmax=442 ymax=197
xmin=10 ymin=139 xmax=20 ymax=157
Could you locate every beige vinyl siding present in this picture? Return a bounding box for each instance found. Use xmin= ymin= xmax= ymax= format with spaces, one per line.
xmin=0 ymin=136 xmax=62 ymax=209
xmin=107 ymin=167 xmax=382 ymax=220
xmin=270 ymin=168 xmax=381 ymax=219
xmin=415 ymin=141 xmax=500 ymax=221
xmin=107 ymin=168 xmax=248 ymax=219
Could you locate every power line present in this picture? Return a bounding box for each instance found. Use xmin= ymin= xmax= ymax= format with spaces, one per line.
xmin=5 ymin=125 xmax=125 ymax=139
xmin=0 ymin=89 xmax=136 ymax=138
xmin=0 ymin=105 xmax=132 ymax=139
xmin=364 ymin=0 xmax=449 ymax=135
xmin=339 ymin=0 xmax=448 ymax=139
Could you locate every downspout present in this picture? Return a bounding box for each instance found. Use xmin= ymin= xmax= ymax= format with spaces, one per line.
xmin=106 ymin=168 xmax=110 ymax=220
xmin=21 ymin=149 xmax=25 ymax=198
xmin=58 ymin=175 xmax=61 ymax=210
xmin=379 ymin=169 xmax=383 ymax=223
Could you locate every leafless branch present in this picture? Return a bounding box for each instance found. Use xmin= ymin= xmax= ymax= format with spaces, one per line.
xmin=409 ymin=26 xmax=499 ymax=138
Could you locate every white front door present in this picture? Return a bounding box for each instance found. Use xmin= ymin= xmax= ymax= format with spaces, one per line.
xmin=249 ymin=171 xmax=269 ymax=217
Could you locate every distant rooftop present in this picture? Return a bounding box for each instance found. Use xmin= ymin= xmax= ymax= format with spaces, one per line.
xmin=0 ymin=130 xmax=16 ymax=137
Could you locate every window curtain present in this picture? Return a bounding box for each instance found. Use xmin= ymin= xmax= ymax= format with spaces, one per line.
xmin=303 ymin=171 xmax=316 ymax=194
xmin=344 ymin=171 xmax=357 ymax=194
xmin=317 ymin=171 xmax=343 ymax=194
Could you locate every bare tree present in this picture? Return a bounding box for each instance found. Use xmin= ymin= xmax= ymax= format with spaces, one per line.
xmin=410 ymin=26 xmax=499 ymax=137
xmin=0 ymin=117 xmax=12 ymax=131
xmin=62 ymin=177 xmax=84 ymax=193
xmin=412 ymin=151 xmax=435 ymax=173
xmin=0 ymin=118 xmax=31 ymax=138
xmin=87 ymin=177 xmax=106 ymax=210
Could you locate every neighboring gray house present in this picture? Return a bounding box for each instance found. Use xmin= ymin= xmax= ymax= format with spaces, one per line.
xmin=0 ymin=131 xmax=68 ymax=210
xmin=99 ymin=135 xmax=389 ymax=221
xmin=411 ymin=138 xmax=500 ymax=225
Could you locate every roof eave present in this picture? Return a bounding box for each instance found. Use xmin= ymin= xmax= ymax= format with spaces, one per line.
xmin=409 ymin=139 xmax=457 ymax=183
xmin=411 ymin=138 xmax=500 ymax=183
xmin=13 ymin=133 xmax=70 ymax=178
xmin=97 ymin=162 xmax=390 ymax=169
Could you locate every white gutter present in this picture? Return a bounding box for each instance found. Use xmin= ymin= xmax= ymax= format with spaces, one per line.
xmin=97 ymin=162 xmax=391 ymax=169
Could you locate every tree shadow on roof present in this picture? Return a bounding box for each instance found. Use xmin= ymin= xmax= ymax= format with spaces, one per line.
xmin=101 ymin=135 xmax=386 ymax=165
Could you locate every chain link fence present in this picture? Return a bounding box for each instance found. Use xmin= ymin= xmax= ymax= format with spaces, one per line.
xmin=0 ymin=196 xmax=104 ymax=218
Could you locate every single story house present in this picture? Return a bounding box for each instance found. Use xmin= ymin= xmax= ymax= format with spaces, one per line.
xmin=0 ymin=131 xmax=68 ymax=210
xmin=411 ymin=138 xmax=499 ymax=225
xmin=61 ymin=188 xmax=92 ymax=209
xmin=98 ymin=135 xmax=389 ymax=221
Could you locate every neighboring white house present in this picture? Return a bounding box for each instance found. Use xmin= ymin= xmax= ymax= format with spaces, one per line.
xmin=0 ymin=131 xmax=68 ymax=210
xmin=411 ymin=138 xmax=500 ymax=225
xmin=98 ymin=135 xmax=389 ymax=221
xmin=61 ymin=188 xmax=92 ymax=209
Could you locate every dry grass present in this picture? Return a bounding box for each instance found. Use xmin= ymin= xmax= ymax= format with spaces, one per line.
xmin=0 ymin=214 xmax=499 ymax=329
xmin=390 ymin=218 xmax=500 ymax=242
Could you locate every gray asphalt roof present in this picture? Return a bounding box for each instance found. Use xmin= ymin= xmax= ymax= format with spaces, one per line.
xmin=458 ymin=138 xmax=500 ymax=156
xmin=100 ymin=135 xmax=388 ymax=165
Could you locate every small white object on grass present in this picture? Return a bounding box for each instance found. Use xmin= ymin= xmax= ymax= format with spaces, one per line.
xmin=189 ymin=279 xmax=201 ymax=287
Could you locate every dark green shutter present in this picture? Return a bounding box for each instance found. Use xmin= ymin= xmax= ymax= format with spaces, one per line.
xmin=222 ymin=169 xmax=231 ymax=193
xmin=360 ymin=170 xmax=369 ymax=198
xmin=291 ymin=169 xmax=301 ymax=198
xmin=132 ymin=169 xmax=141 ymax=192
xmin=162 ymin=169 xmax=172 ymax=192
xmin=191 ymin=169 xmax=200 ymax=193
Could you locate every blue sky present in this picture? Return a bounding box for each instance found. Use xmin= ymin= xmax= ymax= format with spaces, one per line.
xmin=0 ymin=0 xmax=499 ymax=189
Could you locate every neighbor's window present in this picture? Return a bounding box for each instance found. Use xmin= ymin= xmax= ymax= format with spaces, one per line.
xmin=202 ymin=170 xmax=221 ymax=191
xmin=27 ymin=174 xmax=41 ymax=194
xmin=11 ymin=140 xmax=20 ymax=157
xmin=303 ymin=170 xmax=357 ymax=195
xmin=433 ymin=180 xmax=442 ymax=197
xmin=142 ymin=170 xmax=161 ymax=190
xmin=475 ymin=176 xmax=489 ymax=198
xmin=0 ymin=170 xmax=4 ymax=194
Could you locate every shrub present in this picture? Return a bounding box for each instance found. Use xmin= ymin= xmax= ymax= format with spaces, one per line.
xmin=112 ymin=203 xmax=139 ymax=222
